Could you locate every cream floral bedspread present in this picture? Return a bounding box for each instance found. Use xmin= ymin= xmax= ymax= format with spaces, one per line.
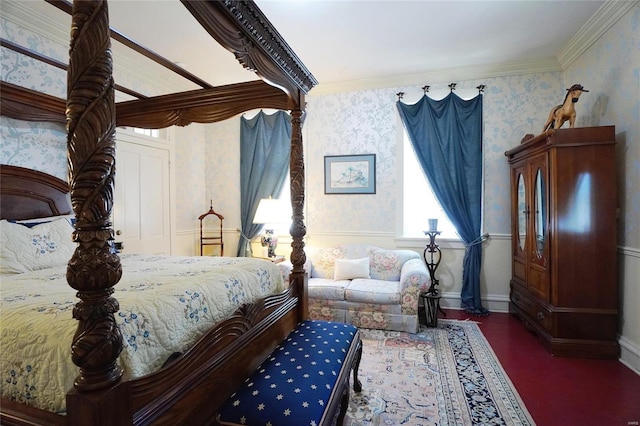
xmin=0 ymin=254 xmax=286 ymax=413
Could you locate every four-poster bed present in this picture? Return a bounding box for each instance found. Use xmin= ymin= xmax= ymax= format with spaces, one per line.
xmin=1 ymin=0 xmax=319 ymax=424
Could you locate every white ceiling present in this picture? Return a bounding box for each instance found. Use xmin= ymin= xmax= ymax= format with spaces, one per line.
xmin=4 ymin=0 xmax=618 ymax=95
xmin=105 ymin=0 xmax=607 ymax=94
xmin=257 ymin=1 xmax=604 ymax=83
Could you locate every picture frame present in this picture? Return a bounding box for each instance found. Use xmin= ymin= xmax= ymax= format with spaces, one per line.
xmin=324 ymin=154 xmax=376 ymax=194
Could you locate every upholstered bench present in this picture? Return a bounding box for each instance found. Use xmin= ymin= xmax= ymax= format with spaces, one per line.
xmin=216 ymin=320 xmax=362 ymax=426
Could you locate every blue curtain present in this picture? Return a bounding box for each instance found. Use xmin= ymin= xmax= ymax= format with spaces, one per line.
xmin=397 ymin=93 xmax=487 ymax=315
xmin=237 ymin=111 xmax=291 ymax=257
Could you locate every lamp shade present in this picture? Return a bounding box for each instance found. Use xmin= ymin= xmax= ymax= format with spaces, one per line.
xmin=253 ymin=198 xmax=288 ymax=225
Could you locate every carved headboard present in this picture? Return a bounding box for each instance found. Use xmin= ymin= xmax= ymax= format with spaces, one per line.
xmin=0 ymin=164 xmax=72 ymax=220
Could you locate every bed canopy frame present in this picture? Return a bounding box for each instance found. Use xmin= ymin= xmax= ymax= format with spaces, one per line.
xmin=1 ymin=1 xmax=317 ymax=424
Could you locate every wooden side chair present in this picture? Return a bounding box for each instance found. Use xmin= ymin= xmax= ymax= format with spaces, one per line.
xmin=198 ymin=200 xmax=224 ymax=256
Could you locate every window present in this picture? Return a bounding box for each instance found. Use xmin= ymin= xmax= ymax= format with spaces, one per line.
xmin=132 ymin=128 xmax=160 ymax=138
xmin=403 ymin=133 xmax=459 ymax=239
xmin=271 ymin=169 xmax=292 ymax=235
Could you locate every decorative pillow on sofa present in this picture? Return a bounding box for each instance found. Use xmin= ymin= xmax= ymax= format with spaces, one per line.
xmin=310 ymin=246 xmax=345 ymax=278
xmin=334 ymin=257 xmax=370 ymax=280
xmin=367 ymin=247 xmax=416 ymax=281
xmin=0 ymin=218 xmax=76 ymax=274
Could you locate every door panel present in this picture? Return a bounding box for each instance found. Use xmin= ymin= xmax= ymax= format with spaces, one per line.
xmin=527 ymin=154 xmax=549 ymax=301
xmin=511 ymin=163 xmax=528 ymax=283
xmin=529 ymin=155 xmax=548 ymax=269
xmin=114 ymin=140 xmax=171 ymax=255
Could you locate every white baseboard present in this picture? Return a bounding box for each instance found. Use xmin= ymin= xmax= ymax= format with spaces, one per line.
xmin=619 ymin=335 xmax=640 ymax=375
xmin=439 ymin=291 xmax=510 ymax=313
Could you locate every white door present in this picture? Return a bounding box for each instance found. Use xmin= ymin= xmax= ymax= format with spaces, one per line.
xmin=113 ymin=139 xmax=171 ymax=255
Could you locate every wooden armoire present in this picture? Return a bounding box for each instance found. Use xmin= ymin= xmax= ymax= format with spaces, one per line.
xmin=505 ymin=126 xmax=619 ymax=359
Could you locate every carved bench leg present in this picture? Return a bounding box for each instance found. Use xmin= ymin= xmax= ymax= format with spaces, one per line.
xmin=352 ymin=338 xmax=363 ymax=393
xmin=336 ymin=383 xmax=350 ymax=425
xmin=336 ymin=336 xmax=363 ymax=425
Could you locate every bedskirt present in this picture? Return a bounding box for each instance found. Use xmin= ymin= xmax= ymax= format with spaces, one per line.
xmin=0 ymin=254 xmax=286 ymax=413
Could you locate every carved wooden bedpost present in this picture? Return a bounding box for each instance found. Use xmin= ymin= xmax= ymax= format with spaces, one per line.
xmin=66 ymin=0 xmax=123 ymax=392
xmin=289 ymin=106 xmax=308 ymax=319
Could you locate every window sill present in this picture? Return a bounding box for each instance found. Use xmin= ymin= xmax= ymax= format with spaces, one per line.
xmin=395 ymin=235 xmax=465 ymax=250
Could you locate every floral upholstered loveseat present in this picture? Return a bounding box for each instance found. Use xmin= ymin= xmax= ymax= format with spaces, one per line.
xmin=304 ymin=244 xmax=430 ymax=333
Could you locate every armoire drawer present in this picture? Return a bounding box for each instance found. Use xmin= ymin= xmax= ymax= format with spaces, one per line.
xmin=511 ymin=286 xmax=552 ymax=333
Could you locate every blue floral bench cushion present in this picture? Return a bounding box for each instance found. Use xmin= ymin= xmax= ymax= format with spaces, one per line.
xmin=217 ymin=320 xmax=360 ymax=426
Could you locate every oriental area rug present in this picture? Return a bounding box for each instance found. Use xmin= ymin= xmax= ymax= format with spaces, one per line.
xmin=345 ymin=320 xmax=535 ymax=425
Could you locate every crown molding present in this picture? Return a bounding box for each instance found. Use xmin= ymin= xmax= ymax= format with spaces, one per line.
xmin=310 ymin=58 xmax=562 ymax=96
xmin=557 ymin=0 xmax=639 ymax=69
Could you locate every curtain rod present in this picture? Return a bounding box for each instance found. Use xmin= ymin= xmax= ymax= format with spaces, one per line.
xmin=397 ymin=83 xmax=487 ymax=100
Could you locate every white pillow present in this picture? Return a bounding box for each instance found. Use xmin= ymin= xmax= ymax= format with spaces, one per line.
xmin=334 ymin=257 xmax=371 ymax=280
xmin=0 ymin=218 xmax=76 ymax=274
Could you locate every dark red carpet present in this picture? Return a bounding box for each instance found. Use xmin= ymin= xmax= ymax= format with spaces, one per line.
xmin=444 ymin=309 xmax=640 ymax=426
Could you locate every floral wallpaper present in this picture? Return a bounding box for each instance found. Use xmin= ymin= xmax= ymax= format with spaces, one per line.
xmin=305 ymin=89 xmax=398 ymax=233
xmin=174 ymin=124 xmax=207 ymax=230
xmin=1 ymin=15 xmax=68 ymax=179
xmin=1 ymin=18 xmax=67 ymax=99
xmin=563 ymin=4 xmax=639 ymax=247
xmin=305 ymin=74 xmax=565 ymax=236
xmin=0 ymin=117 xmax=67 ymax=179
xmin=204 ymin=118 xmax=242 ymax=234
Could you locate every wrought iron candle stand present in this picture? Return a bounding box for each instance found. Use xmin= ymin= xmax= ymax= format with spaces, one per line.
xmin=422 ymin=230 xmax=443 ymax=327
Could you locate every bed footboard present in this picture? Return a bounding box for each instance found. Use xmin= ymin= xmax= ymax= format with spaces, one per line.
xmin=69 ymin=277 xmax=307 ymax=425
xmin=1 ymin=275 xmax=308 ymax=426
